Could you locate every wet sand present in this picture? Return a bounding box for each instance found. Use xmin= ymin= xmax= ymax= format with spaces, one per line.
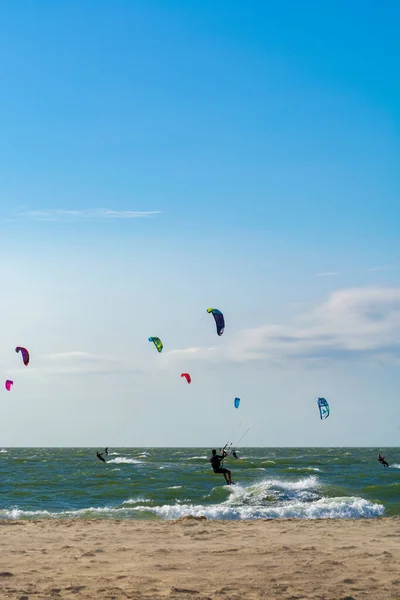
xmin=0 ymin=517 xmax=399 ymax=599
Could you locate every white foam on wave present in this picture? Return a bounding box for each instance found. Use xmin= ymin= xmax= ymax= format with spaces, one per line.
xmin=289 ymin=467 xmax=321 ymax=472
xmin=267 ymin=474 xmax=319 ymax=490
xmin=107 ymin=457 xmax=143 ymax=465
xmin=224 ymin=475 xmax=321 ymax=506
xmin=390 ymin=464 xmax=400 ymax=469
xmin=0 ymin=505 xmax=121 ymax=520
xmin=186 ymin=456 xmax=207 ymax=460
xmin=122 ymin=497 xmax=151 ymax=505
xmin=239 ymin=457 xmax=275 ymax=462
xmin=131 ymin=496 xmax=384 ymax=521
xmin=131 ymin=475 xmax=384 ymax=521
xmin=0 ymin=449 xmax=8 ymax=453
xmin=1 ymin=499 xmax=151 ymax=519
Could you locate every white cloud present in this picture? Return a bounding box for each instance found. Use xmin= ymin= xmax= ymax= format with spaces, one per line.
xmin=10 ymin=350 xmax=142 ymax=377
xmin=367 ymin=266 xmax=395 ymax=272
xmin=17 ymin=209 xmax=161 ymax=221
xmin=164 ymin=287 xmax=400 ymax=366
xmin=42 ymin=351 xmax=97 ymax=361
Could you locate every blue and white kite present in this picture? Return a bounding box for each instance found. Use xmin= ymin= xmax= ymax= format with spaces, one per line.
xmin=316 ymin=397 xmax=330 ymax=420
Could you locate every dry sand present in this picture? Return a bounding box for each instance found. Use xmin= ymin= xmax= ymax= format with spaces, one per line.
xmin=0 ymin=517 xmax=399 ymax=600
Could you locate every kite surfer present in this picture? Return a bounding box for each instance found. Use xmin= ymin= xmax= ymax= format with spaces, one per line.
xmin=378 ymin=453 xmax=389 ymax=467
xmin=232 ymin=451 xmax=238 ymax=459
xmin=96 ymin=452 xmax=106 ymax=463
xmin=210 ymin=449 xmax=233 ymax=485
xmin=105 ymin=447 xmax=109 ymax=455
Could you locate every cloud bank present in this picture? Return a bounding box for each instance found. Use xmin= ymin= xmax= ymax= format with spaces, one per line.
xmin=165 ymin=287 xmax=400 ymax=366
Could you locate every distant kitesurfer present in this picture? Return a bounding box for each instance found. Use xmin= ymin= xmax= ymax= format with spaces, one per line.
xmin=232 ymin=451 xmax=238 ymax=459
xmin=105 ymin=447 xmax=109 ymax=455
xmin=378 ymin=453 xmax=389 ymax=467
xmin=96 ymin=452 xmax=106 ymax=463
xmin=210 ymin=449 xmax=232 ymax=485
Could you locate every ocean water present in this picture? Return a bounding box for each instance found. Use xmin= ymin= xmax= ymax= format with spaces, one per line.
xmin=0 ymin=447 xmax=398 ymax=521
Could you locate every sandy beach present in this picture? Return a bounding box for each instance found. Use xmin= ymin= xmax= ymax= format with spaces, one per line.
xmin=0 ymin=517 xmax=399 ymax=599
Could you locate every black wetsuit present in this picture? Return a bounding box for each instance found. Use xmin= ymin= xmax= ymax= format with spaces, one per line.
xmin=378 ymin=455 xmax=389 ymax=467
xmin=96 ymin=452 xmax=106 ymax=463
xmin=210 ymin=454 xmax=229 ymax=474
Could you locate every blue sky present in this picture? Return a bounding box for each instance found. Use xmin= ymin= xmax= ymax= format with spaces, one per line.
xmin=0 ymin=1 xmax=399 ymax=446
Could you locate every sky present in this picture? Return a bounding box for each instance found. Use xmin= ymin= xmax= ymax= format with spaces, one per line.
xmin=0 ymin=1 xmax=399 ymax=446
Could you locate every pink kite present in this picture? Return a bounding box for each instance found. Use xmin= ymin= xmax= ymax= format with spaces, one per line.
xmin=5 ymin=380 xmax=13 ymax=391
xmin=181 ymin=373 xmax=191 ymax=384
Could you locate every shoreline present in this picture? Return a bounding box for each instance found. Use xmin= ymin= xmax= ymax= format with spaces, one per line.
xmin=1 ymin=517 xmax=399 ymax=599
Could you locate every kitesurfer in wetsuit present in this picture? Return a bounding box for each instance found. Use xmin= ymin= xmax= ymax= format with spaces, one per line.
xmin=105 ymin=447 xmax=109 ymax=455
xmin=96 ymin=452 xmax=106 ymax=463
xmin=210 ymin=449 xmax=232 ymax=485
xmin=232 ymin=451 xmax=238 ymax=459
xmin=378 ymin=453 xmax=389 ymax=467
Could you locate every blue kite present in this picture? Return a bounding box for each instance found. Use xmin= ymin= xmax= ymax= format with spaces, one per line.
xmin=207 ymin=308 xmax=225 ymax=336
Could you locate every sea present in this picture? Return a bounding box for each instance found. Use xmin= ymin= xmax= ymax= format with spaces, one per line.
xmin=0 ymin=447 xmax=399 ymax=521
